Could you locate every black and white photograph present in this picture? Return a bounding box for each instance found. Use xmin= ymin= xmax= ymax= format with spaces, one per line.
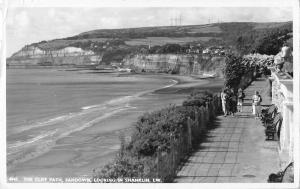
xmin=0 ymin=0 xmax=299 ymax=187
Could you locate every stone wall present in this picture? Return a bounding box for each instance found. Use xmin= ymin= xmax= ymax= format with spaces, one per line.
xmin=270 ymin=70 xmax=293 ymax=170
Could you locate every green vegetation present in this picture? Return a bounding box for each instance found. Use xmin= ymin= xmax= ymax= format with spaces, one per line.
xmin=147 ymin=44 xmax=188 ymax=54
xmin=98 ymin=105 xmax=193 ymax=179
xmin=225 ymin=22 xmax=293 ymax=55
xmin=223 ymin=53 xmax=275 ymax=90
xmin=96 ymin=90 xmax=218 ymax=182
xmin=125 ymin=37 xmax=215 ymax=46
xmin=14 ymin=21 xmax=292 ymax=65
xmin=69 ymin=22 xmax=292 ymax=56
xmin=253 ymin=29 xmax=292 ymax=55
xmin=67 ymin=25 xmax=221 ymax=39
xmin=223 ymin=54 xmax=246 ymax=89
xmin=183 ymin=90 xmax=213 ymax=107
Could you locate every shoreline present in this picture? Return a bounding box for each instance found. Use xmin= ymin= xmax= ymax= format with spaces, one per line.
xmin=7 ymin=71 xmax=224 ymax=179
xmin=152 ymin=75 xmax=223 ymax=95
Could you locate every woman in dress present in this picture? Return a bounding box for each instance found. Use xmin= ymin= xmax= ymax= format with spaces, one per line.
xmin=221 ymin=89 xmax=229 ymax=116
xmin=252 ymin=91 xmax=262 ymax=119
xmin=237 ymin=88 xmax=245 ymax=112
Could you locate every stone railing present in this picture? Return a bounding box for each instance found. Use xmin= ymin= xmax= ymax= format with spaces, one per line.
xmin=270 ymin=69 xmax=293 ymax=169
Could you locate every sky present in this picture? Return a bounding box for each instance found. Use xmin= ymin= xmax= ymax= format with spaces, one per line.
xmin=6 ymin=7 xmax=293 ymax=57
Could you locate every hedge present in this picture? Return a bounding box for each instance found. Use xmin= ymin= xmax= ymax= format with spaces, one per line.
xmin=94 ymin=90 xmax=219 ymax=182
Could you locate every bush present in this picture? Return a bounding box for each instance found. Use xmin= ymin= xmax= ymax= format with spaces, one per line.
xmin=129 ymin=105 xmax=195 ymax=156
xmin=98 ymin=154 xmax=145 ymax=179
xmin=223 ymin=54 xmax=246 ymax=89
xmin=223 ymin=53 xmax=273 ymax=91
xmin=254 ymin=29 xmax=292 ymax=55
xmin=183 ymin=90 xmax=213 ymax=107
xmin=97 ymin=105 xmax=194 ymax=179
xmin=97 ymin=91 xmax=215 ymax=180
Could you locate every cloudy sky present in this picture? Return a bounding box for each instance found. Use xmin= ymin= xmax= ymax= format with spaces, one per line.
xmin=6 ymin=7 xmax=292 ymax=57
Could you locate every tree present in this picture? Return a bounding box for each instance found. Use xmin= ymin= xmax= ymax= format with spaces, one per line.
xmin=223 ymin=54 xmax=245 ymax=89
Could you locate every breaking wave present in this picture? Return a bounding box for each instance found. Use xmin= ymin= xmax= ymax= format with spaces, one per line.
xmin=7 ymin=78 xmax=178 ymax=167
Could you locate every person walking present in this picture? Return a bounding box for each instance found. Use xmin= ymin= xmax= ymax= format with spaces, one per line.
xmin=252 ymin=91 xmax=262 ymax=119
xmin=221 ymin=89 xmax=229 ymax=117
xmin=237 ymin=88 xmax=245 ymax=112
xmin=227 ymin=88 xmax=236 ymax=116
xmin=230 ymin=91 xmax=237 ymax=116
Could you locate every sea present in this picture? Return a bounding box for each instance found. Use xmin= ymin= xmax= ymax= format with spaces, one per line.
xmin=6 ymin=68 xmax=187 ymax=178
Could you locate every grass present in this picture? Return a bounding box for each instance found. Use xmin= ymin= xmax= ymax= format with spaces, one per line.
xmin=253 ymin=22 xmax=291 ymax=30
xmin=22 ymin=22 xmax=292 ymax=52
xmin=125 ymin=37 xmax=217 ymax=46
xmin=186 ymin=25 xmax=222 ymax=33
xmin=36 ymin=38 xmax=109 ymax=50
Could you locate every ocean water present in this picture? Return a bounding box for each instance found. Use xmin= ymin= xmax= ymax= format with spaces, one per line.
xmin=6 ymin=69 xmax=186 ymax=178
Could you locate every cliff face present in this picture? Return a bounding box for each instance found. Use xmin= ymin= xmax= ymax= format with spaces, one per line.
xmin=7 ymin=45 xmax=226 ymax=76
xmin=7 ymin=46 xmax=102 ymax=67
xmin=124 ymin=54 xmax=225 ymax=76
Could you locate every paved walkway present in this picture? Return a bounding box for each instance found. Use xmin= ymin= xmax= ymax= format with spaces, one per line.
xmin=174 ymin=78 xmax=280 ymax=183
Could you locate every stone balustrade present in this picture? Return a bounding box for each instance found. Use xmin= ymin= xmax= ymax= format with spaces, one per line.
xmin=270 ymin=70 xmax=293 ymax=169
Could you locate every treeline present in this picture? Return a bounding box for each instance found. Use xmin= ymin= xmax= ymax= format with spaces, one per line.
xmin=67 ymin=40 xmax=140 ymax=64
xmin=147 ymin=44 xmax=188 ymax=54
xmin=63 ymin=22 xmax=293 ymax=59
xmin=64 ymin=30 xmax=220 ymax=40
xmin=221 ymin=22 xmax=293 ymax=55
xmin=223 ymin=53 xmax=273 ymax=90
xmin=25 ymin=22 xmax=292 ymax=64
xmin=94 ymin=90 xmax=220 ymax=182
xmin=140 ymin=43 xmax=201 ymax=54
xmin=70 ymin=39 xmax=126 ymax=51
xmin=223 ymin=55 xmax=248 ymax=89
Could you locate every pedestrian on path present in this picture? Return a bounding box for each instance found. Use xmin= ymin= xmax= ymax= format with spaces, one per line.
xmin=237 ymin=88 xmax=245 ymax=112
xmin=221 ymin=89 xmax=229 ymax=116
xmin=252 ymin=91 xmax=262 ymax=119
xmin=228 ymin=88 xmax=237 ymax=116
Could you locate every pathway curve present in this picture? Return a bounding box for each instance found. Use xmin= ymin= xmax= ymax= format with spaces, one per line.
xmin=174 ymin=78 xmax=280 ymax=183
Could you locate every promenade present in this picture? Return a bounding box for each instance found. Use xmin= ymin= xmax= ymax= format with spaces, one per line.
xmin=174 ymin=78 xmax=280 ymax=183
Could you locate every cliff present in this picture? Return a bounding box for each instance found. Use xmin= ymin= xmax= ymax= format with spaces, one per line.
xmin=7 ymin=45 xmax=102 ymax=68
xmin=123 ymin=54 xmax=225 ymax=76
xmin=7 ymin=21 xmax=291 ymax=68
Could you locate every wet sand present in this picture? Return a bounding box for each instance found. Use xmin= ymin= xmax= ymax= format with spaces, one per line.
xmin=7 ymin=73 xmax=224 ymax=179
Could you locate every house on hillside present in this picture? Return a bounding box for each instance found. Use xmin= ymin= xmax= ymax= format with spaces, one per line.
xmin=202 ymin=48 xmax=210 ymax=54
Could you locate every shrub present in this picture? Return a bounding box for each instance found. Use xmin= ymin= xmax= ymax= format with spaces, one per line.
xmin=96 ymin=91 xmax=215 ymax=181
xmin=223 ymin=53 xmax=273 ymax=91
xmin=98 ymin=153 xmax=151 ymax=179
xmin=183 ymin=90 xmax=213 ymax=107
xmin=223 ymin=54 xmax=245 ymax=89
xmin=128 ymin=105 xmax=196 ymax=156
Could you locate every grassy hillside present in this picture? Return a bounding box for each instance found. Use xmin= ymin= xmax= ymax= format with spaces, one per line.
xmin=30 ymin=22 xmax=291 ymax=49
xmin=15 ymin=21 xmax=292 ymax=64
